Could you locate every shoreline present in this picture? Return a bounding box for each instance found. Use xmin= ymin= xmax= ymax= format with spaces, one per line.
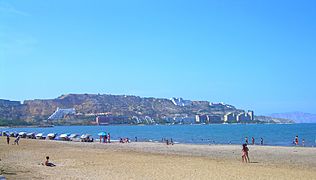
xmin=1 ymin=135 xmax=314 ymax=148
xmin=1 ymin=137 xmax=316 ymax=179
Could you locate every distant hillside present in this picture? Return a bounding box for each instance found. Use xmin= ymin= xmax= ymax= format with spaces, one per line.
xmin=254 ymin=115 xmax=294 ymax=124
xmin=270 ymin=112 xmax=316 ymax=123
xmin=0 ymin=94 xmax=246 ymax=125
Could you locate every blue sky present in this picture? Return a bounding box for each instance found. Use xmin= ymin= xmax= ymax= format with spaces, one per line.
xmin=0 ymin=0 xmax=316 ymax=115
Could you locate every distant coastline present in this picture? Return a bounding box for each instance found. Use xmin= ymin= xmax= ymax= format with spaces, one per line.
xmin=0 ymin=94 xmax=295 ymax=126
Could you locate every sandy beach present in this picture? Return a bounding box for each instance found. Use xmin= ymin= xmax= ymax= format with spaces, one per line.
xmin=0 ymin=137 xmax=315 ymax=180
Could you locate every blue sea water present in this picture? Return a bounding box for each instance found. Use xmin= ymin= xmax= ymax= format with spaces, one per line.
xmin=1 ymin=124 xmax=316 ymax=147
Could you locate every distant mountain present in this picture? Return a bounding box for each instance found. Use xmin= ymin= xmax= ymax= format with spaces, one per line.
xmin=270 ymin=112 xmax=316 ymax=123
xmin=254 ymin=116 xmax=294 ymax=124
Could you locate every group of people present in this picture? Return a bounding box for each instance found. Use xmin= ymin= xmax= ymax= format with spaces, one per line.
xmin=5 ymin=134 xmax=56 ymax=167
xmin=6 ymin=134 xmax=20 ymax=145
xmin=293 ymin=135 xmax=305 ymax=146
xmin=99 ymin=133 xmax=111 ymax=143
xmin=162 ymin=138 xmax=174 ymax=145
xmin=244 ymin=137 xmax=264 ymax=145
xmin=242 ymin=136 xmax=263 ymax=163
xmin=120 ymin=138 xmax=130 ymax=143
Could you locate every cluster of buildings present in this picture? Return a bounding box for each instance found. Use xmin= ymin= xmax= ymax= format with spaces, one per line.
xmin=170 ymin=97 xmax=192 ymax=106
xmin=47 ymin=107 xmax=255 ymax=125
xmin=162 ymin=115 xmax=222 ymax=124
xmin=223 ymin=111 xmax=254 ymax=123
xmin=95 ymin=111 xmax=255 ymax=125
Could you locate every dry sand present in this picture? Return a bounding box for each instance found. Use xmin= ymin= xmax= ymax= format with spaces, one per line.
xmin=0 ymin=137 xmax=315 ymax=180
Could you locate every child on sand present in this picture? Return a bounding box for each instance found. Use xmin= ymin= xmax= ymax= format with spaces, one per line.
xmin=42 ymin=156 xmax=56 ymax=167
xmin=242 ymin=144 xmax=250 ymax=163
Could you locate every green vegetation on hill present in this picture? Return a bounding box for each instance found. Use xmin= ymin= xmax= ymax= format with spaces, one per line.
xmin=0 ymin=119 xmax=33 ymax=126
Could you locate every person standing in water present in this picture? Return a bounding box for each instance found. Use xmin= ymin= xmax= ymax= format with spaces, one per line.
xmin=260 ymin=137 xmax=264 ymax=145
xmin=251 ymin=137 xmax=255 ymax=145
xmin=107 ymin=133 xmax=111 ymax=143
xmin=245 ymin=137 xmax=248 ymax=144
xmin=295 ymin=136 xmax=299 ymax=146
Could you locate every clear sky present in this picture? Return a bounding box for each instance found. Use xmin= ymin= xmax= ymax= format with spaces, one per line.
xmin=1 ymin=0 xmax=316 ymax=115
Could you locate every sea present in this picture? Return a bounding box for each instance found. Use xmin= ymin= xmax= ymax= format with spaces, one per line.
xmin=1 ymin=123 xmax=316 ymax=147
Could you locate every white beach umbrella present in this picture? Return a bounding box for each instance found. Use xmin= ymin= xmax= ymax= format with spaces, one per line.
xmin=47 ymin=133 xmax=56 ymax=137
xmin=27 ymin=132 xmax=35 ymax=136
xmin=69 ymin=134 xmax=78 ymax=138
xmin=18 ymin=132 xmax=26 ymax=136
xmin=36 ymin=133 xmax=43 ymax=137
xmin=59 ymin=133 xmax=70 ymax=138
xmin=80 ymin=134 xmax=91 ymax=139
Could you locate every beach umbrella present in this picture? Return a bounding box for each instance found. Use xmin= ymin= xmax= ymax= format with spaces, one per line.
xmin=26 ymin=132 xmax=35 ymax=139
xmin=27 ymin=132 xmax=34 ymax=136
xmin=36 ymin=133 xmax=43 ymax=137
xmin=10 ymin=132 xmax=17 ymax=137
xmin=80 ymin=134 xmax=91 ymax=139
xmin=69 ymin=134 xmax=79 ymax=138
xmin=97 ymin=132 xmax=107 ymax=136
xmin=47 ymin=133 xmax=56 ymax=138
xmin=59 ymin=133 xmax=70 ymax=138
xmin=18 ymin=132 xmax=26 ymax=136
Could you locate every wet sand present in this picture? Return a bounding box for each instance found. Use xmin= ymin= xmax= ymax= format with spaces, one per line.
xmin=0 ymin=137 xmax=315 ymax=180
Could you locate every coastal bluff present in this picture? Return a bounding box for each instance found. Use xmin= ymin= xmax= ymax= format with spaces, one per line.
xmin=0 ymin=94 xmax=292 ymax=125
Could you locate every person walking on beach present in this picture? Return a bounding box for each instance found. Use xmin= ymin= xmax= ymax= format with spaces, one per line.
xmin=13 ymin=136 xmax=20 ymax=145
xmin=251 ymin=137 xmax=255 ymax=145
xmin=6 ymin=135 xmax=10 ymax=145
xmin=245 ymin=137 xmax=248 ymax=144
xmin=242 ymin=144 xmax=250 ymax=163
xmin=295 ymin=136 xmax=299 ymax=146
xmin=260 ymin=137 xmax=264 ymax=145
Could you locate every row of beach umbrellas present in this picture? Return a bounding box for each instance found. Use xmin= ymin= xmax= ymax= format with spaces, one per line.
xmin=1 ymin=131 xmax=97 ymax=142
